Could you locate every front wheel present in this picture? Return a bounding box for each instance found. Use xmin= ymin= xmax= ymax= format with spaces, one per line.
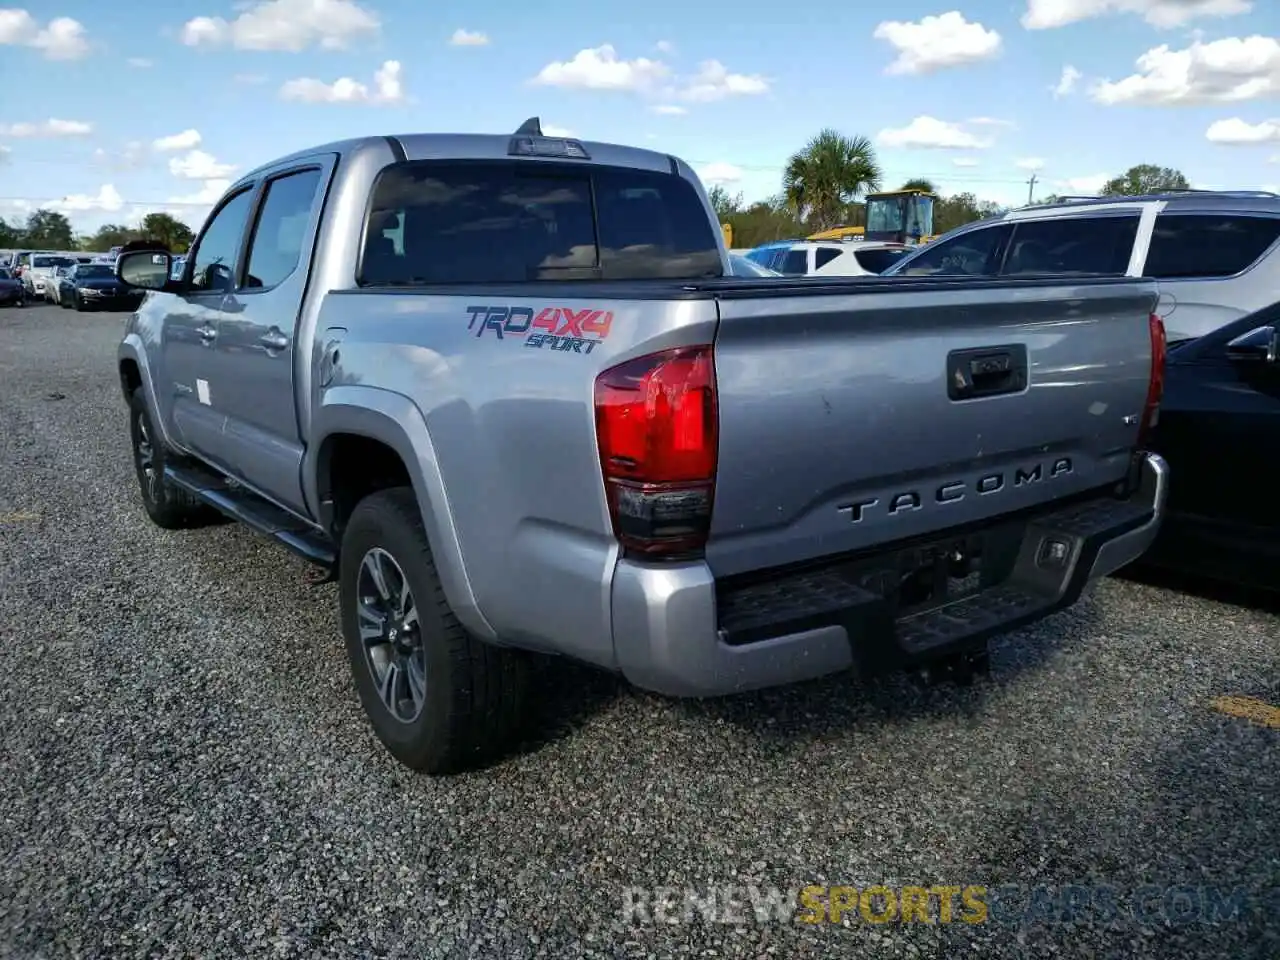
xmin=339 ymin=488 xmax=528 ymax=773
xmin=128 ymin=390 xmax=210 ymax=529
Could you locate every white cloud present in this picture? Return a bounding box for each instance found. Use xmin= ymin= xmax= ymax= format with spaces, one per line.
xmin=877 ymin=116 xmax=992 ymax=150
xmin=169 ymin=150 xmax=237 ymax=180
xmin=127 ymin=56 xmax=151 ymax=67
xmin=1205 ymin=117 xmax=1280 ymax=143
xmin=153 ymin=129 xmax=202 ymax=151
xmin=1092 ymin=35 xmax=1279 ymax=105
xmin=449 ymin=28 xmax=488 ymax=46
xmin=1059 ymin=173 xmax=1112 ymax=193
xmin=0 ymin=10 xmax=89 ymax=60
xmin=532 ymin=44 xmax=669 ymax=92
xmin=952 ymin=157 xmax=980 ymax=167
xmin=180 ymin=0 xmax=379 ymax=52
xmin=0 ymin=118 xmax=92 ymax=138
xmin=967 ymin=117 xmax=1016 ymax=127
xmin=1015 ymin=157 xmax=1047 ymax=171
xmin=678 ymin=60 xmax=768 ymax=101
xmin=1023 ymin=0 xmax=1251 ymax=30
xmin=697 ymin=162 xmax=743 ymax=185
xmin=541 ymin=124 xmax=575 ymax=138
xmin=873 ymin=12 xmax=1002 ymax=75
xmin=651 ymin=104 xmax=687 ymax=115
xmin=169 ymin=179 xmax=231 ymax=205
xmin=1053 ymin=64 xmax=1082 ymax=96
xmin=279 ymin=60 xmax=404 ymax=104
xmin=655 ymin=40 xmax=675 ymax=54
xmin=51 ymin=185 xmax=124 ymax=214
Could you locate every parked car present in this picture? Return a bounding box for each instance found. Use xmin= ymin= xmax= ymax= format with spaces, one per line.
xmin=22 ymin=254 xmax=76 ymax=300
xmin=0 ymin=267 xmax=25 ymax=306
xmin=882 ymin=190 xmax=1280 ymax=344
xmin=745 ymin=239 xmax=910 ymax=277
xmin=60 ymin=261 xmax=143 ymax=311
xmin=1139 ymin=302 xmax=1279 ymax=591
xmin=113 ymin=119 xmax=1168 ymax=773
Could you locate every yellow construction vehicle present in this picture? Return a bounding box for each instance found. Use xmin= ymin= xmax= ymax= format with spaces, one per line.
xmin=806 ymin=190 xmax=938 ymax=246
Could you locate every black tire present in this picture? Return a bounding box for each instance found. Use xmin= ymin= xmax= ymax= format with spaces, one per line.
xmin=74 ymin=294 xmax=87 ymax=312
xmin=339 ymin=488 xmax=527 ymax=773
xmin=128 ymin=390 xmax=210 ymax=529
xmin=60 ymin=295 xmax=71 ymax=309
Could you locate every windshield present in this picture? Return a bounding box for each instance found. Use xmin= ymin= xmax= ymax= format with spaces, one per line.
xmin=866 ymin=197 xmax=904 ymax=234
xmin=77 ymin=264 xmax=114 ymax=279
xmin=32 ymin=255 xmax=74 ymax=268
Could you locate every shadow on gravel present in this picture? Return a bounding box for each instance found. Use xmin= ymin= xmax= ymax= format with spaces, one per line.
xmin=1119 ymin=564 xmax=1280 ymax=616
xmin=969 ymin=719 xmax=1280 ymax=959
xmin=671 ymin=598 xmax=1108 ymax=744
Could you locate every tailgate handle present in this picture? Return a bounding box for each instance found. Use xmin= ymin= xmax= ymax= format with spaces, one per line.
xmin=947 ymin=344 xmax=1028 ymax=401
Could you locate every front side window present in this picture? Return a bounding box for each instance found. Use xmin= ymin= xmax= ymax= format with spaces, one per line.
xmin=895 ymin=225 xmax=1010 ymax=277
xmin=855 ymin=248 xmax=910 ymax=274
xmin=190 ymin=188 xmax=255 ymax=293
xmin=774 ymin=249 xmax=809 ymax=275
xmin=1001 ymin=215 xmax=1139 ymax=277
xmin=814 ymin=247 xmax=843 ymax=270
xmin=359 ymin=161 xmax=723 ymax=284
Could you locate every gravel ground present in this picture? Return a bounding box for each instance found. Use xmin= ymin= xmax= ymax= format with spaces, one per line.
xmin=1 ymin=305 xmax=1276 ymax=960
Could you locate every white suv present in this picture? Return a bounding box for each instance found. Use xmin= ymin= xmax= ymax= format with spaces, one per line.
xmin=744 ymin=240 xmax=910 ymax=277
xmin=883 ymin=191 xmax=1280 ymax=343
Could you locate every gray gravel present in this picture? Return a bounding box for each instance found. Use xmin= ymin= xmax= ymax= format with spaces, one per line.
xmin=1 ymin=304 xmax=1276 ymax=960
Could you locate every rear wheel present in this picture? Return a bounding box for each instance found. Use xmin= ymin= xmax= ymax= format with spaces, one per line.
xmin=128 ymin=390 xmax=210 ymax=529
xmin=339 ymin=488 xmax=528 ymax=773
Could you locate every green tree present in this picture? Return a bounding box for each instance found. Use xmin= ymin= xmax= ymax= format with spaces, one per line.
xmin=23 ymin=209 xmax=75 ymax=249
xmin=706 ymin=185 xmax=743 ymax=224
xmin=0 ymin=216 xmax=21 ymax=247
xmin=1101 ymin=164 xmax=1190 ymax=197
xmin=783 ymin=129 xmax=882 ymax=231
xmin=933 ymin=193 xmax=1006 ymax=234
xmin=89 ymin=223 xmax=138 ymax=250
xmin=140 ymin=212 xmax=195 ymax=253
xmin=724 ymin=195 xmax=805 ymax=248
xmin=899 ymin=178 xmax=938 ymax=194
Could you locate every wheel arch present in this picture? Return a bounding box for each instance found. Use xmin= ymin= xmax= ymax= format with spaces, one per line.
xmin=308 ymin=387 xmax=495 ymax=641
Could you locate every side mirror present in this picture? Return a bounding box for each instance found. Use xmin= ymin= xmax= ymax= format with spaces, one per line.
xmin=1225 ymin=324 xmax=1279 ymax=365
xmin=117 ymin=250 xmax=173 ymax=291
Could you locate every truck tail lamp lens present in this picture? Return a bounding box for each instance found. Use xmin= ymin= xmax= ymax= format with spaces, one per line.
xmin=1139 ymin=312 xmax=1166 ymax=446
xmin=594 ymin=346 xmax=717 ymax=557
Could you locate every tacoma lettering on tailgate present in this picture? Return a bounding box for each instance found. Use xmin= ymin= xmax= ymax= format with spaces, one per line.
xmin=465 ymin=305 xmax=614 ymax=355
xmin=838 ymin=457 xmax=1074 ymax=524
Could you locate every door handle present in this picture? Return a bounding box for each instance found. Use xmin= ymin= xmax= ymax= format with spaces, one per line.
xmin=259 ymin=330 xmax=289 ymax=351
xmin=197 ymin=324 xmax=217 ymax=343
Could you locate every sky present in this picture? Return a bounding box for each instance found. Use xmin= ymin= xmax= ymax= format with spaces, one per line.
xmin=1 ymin=0 xmax=1278 ymax=235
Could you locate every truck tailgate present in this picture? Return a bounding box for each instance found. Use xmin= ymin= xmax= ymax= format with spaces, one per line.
xmin=707 ymin=278 xmax=1160 ymax=577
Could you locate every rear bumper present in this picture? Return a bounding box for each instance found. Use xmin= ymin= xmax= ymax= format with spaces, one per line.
xmin=612 ymin=452 xmax=1168 ymax=697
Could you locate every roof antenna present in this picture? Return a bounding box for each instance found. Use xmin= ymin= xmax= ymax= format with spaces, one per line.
xmin=514 ymin=117 xmax=542 ymax=136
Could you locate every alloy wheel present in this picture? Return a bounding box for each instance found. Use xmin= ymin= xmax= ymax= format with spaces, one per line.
xmin=357 ymin=547 xmax=426 ymax=723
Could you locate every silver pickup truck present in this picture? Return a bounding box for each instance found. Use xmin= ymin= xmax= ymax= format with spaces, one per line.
xmin=115 ymin=119 xmax=1170 ymax=773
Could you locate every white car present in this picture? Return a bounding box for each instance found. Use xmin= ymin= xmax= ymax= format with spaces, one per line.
xmin=742 ymin=240 xmax=910 ymax=277
xmin=47 ymin=265 xmax=73 ymax=305
xmin=23 ymin=253 xmax=76 ymax=299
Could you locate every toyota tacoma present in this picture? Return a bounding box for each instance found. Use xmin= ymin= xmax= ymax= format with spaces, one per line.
xmin=115 ymin=119 xmax=1170 ymax=773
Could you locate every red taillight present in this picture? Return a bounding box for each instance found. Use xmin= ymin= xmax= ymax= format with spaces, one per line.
xmin=594 ymin=345 xmax=717 ymax=557
xmin=1138 ymin=312 xmax=1166 ymax=446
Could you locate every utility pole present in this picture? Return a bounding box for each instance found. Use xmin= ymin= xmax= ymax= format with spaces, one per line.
xmin=1026 ymin=174 xmax=1038 ymax=205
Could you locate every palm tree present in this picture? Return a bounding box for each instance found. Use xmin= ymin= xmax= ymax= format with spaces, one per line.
xmin=899 ymin=178 xmax=937 ymax=194
xmin=783 ymin=130 xmax=883 ymax=231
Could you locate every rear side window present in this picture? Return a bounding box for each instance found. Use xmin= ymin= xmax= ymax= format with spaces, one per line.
xmin=1144 ymin=214 xmax=1280 ymax=279
xmin=814 ymin=247 xmax=843 ymax=270
xmin=854 ymin=248 xmax=909 ymax=274
xmin=774 ymin=249 xmax=809 ymax=275
xmin=359 ymin=161 xmax=723 ymax=284
xmin=1001 ymin=215 xmax=1138 ymax=277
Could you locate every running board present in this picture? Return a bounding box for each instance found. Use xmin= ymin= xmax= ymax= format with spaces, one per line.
xmin=163 ymin=463 xmax=335 ymax=567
